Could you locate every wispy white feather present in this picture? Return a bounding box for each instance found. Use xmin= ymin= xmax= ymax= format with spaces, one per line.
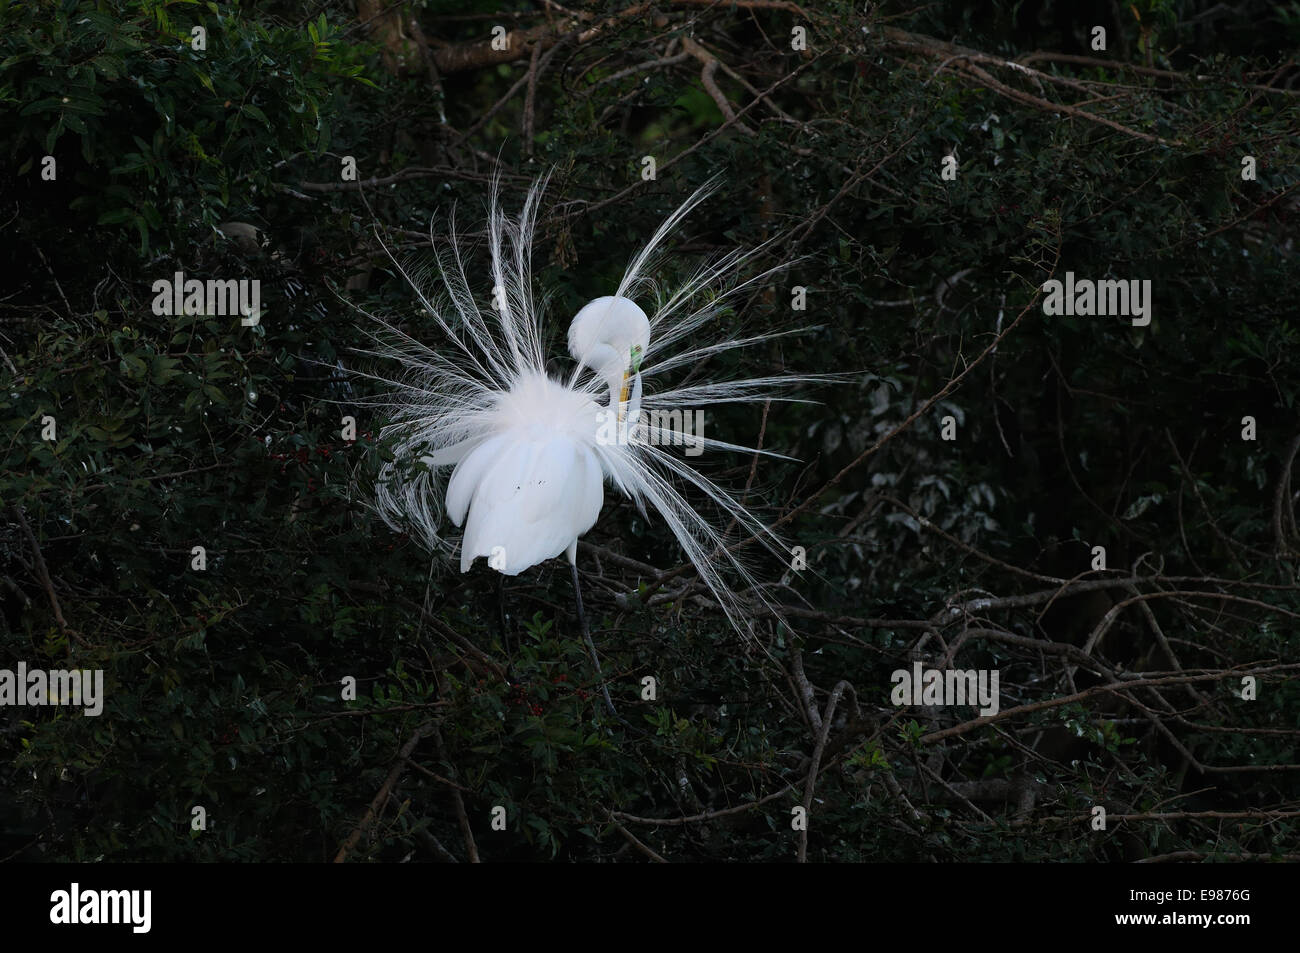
xmin=352 ymin=175 xmax=826 ymax=631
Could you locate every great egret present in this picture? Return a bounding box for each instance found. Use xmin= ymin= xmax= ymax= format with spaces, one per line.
xmin=358 ymin=174 xmax=814 ymax=713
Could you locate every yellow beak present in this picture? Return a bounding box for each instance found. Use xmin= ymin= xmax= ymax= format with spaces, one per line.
xmin=618 ymin=369 xmax=630 ymax=423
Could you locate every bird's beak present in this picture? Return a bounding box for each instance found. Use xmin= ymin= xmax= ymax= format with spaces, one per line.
xmin=618 ymin=345 xmax=643 ymax=423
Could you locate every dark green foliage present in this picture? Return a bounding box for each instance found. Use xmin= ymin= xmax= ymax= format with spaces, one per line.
xmin=1 ymin=0 xmax=1297 ymax=862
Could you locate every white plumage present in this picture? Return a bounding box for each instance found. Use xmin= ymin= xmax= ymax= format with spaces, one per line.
xmin=445 ymin=374 xmax=604 ymax=574
xmin=355 ymin=173 xmax=818 ymax=631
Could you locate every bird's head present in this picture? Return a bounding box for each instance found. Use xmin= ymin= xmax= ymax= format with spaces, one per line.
xmin=567 ymin=295 xmax=650 ymax=420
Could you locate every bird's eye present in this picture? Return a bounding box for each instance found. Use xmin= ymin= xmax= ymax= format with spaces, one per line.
xmin=630 ymin=344 xmax=643 ymax=373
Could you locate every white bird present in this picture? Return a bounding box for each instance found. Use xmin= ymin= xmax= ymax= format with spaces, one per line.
xmin=442 ymin=294 xmax=645 ymax=575
xmin=356 ymin=174 xmax=817 ymax=711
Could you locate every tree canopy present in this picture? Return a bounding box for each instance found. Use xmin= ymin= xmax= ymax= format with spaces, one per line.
xmin=1 ymin=0 xmax=1298 ymax=862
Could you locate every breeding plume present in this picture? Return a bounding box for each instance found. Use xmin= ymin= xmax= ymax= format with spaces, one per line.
xmin=358 ymin=175 xmax=813 ymax=702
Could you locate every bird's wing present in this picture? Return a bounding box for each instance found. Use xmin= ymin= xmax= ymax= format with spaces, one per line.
xmin=421 ymin=438 xmax=478 ymax=470
xmin=571 ymin=439 xmax=605 ymax=539
xmin=459 ymin=436 xmax=604 ymax=574
xmin=445 ymin=433 xmax=508 ymax=527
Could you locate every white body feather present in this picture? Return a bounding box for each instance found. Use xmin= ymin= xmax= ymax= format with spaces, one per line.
xmin=354 ymin=174 xmax=820 ymax=629
xmin=445 ymin=372 xmax=604 ymax=574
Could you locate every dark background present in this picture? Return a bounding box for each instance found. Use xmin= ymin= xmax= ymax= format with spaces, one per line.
xmin=1 ymin=0 xmax=1297 ymax=862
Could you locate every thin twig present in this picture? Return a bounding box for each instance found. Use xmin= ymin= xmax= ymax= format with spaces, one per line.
xmin=10 ymin=505 xmax=84 ymax=646
xmin=334 ymin=720 xmax=435 ymax=863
